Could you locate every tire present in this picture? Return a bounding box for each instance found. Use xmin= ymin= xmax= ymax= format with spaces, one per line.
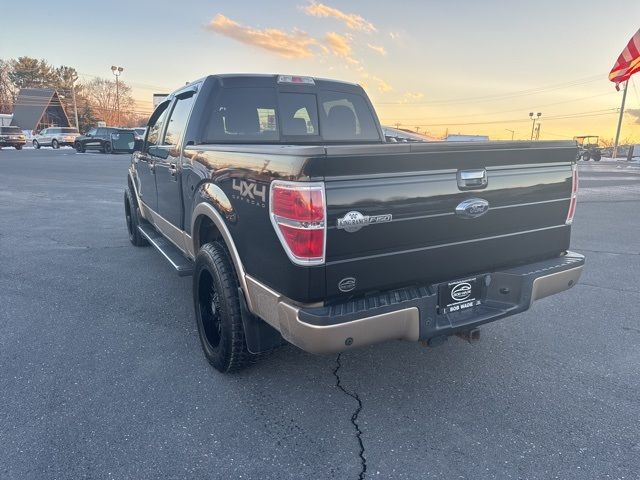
xmin=592 ymin=153 xmax=601 ymax=161
xmin=14 ymin=144 xmax=23 ymax=150
xmin=103 ymin=142 xmax=112 ymax=154
xmin=194 ymin=242 xmax=254 ymax=373
xmin=75 ymin=142 xmax=85 ymax=153
xmin=124 ymin=186 xmax=148 ymax=247
xmin=33 ymin=140 xmax=40 ymax=149
xmin=52 ymin=139 xmax=59 ymax=149
xmin=581 ymin=153 xmax=590 ymax=161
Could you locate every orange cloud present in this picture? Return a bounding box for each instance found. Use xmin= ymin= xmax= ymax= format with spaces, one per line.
xmin=303 ymin=2 xmax=376 ymax=32
xmin=373 ymin=76 xmax=393 ymax=93
xmin=367 ymin=44 xmax=387 ymax=56
xmin=208 ymin=14 xmax=317 ymax=59
xmin=325 ymin=32 xmax=353 ymax=58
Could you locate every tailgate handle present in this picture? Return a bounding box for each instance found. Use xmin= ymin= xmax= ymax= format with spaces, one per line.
xmin=457 ymin=169 xmax=487 ymax=190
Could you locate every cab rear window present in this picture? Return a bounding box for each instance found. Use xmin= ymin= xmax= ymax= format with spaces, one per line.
xmin=202 ymin=87 xmax=380 ymax=144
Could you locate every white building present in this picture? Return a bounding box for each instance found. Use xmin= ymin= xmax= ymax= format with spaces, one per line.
xmin=445 ymin=134 xmax=489 ymax=142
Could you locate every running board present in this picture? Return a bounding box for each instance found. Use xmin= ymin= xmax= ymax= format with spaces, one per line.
xmin=138 ymin=224 xmax=194 ymax=276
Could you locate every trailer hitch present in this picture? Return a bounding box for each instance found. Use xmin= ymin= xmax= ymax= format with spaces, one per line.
xmin=455 ymin=328 xmax=481 ymax=344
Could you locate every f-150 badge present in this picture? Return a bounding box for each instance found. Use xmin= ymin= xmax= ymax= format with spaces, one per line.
xmin=337 ymin=211 xmax=392 ymax=233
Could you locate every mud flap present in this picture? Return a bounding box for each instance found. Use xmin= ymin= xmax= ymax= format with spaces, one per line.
xmin=238 ymin=288 xmax=287 ymax=354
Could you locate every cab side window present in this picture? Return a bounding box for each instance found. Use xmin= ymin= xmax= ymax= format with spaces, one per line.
xmin=162 ymin=94 xmax=195 ymax=147
xmin=146 ymin=102 xmax=170 ymax=150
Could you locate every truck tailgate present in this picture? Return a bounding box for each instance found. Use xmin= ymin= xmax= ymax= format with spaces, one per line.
xmin=320 ymin=141 xmax=576 ymax=298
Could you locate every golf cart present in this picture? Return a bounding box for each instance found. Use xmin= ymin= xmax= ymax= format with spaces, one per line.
xmin=574 ymin=135 xmax=602 ymax=161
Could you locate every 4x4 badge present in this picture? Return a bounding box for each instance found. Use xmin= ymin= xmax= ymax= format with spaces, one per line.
xmin=337 ymin=211 xmax=392 ymax=233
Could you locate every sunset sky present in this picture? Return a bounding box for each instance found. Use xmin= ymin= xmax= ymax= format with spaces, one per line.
xmin=2 ymin=0 xmax=640 ymax=141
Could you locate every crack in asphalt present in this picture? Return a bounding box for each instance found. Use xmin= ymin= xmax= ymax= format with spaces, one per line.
xmin=333 ymin=354 xmax=366 ymax=480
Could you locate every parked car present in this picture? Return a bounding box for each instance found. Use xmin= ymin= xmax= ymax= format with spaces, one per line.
xmin=123 ymin=74 xmax=584 ymax=373
xmin=574 ymin=135 xmax=602 ymax=161
xmin=0 ymin=126 xmax=26 ymax=150
xmin=133 ymin=128 xmax=146 ymax=141
xmin=74 ymin=127 xmax=129 ymax=153
xmin=33 ymin=127 xmax=80 ymax=149
xmin=382 ymin=126 xmax=430 ymax=143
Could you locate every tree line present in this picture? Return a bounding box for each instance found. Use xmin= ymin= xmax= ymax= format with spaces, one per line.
xmin=0 ymin=57 xmax=149 ymax=131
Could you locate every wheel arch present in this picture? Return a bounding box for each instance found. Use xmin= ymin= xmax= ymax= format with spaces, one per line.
xmin=191 ymin=202 xmax=250 ymax=309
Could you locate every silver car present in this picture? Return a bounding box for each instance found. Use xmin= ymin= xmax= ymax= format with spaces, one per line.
xmin=33 ymin=127 xmax=81 ymax=149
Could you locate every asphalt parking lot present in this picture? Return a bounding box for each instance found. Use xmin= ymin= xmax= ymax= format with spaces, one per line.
xmin=1 ymin=148 xmax=639 ymax=480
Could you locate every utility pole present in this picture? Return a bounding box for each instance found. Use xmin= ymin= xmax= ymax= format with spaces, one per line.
xmin=535 ymin=123 xmax=541 ymax=141
xmin=71 ymin=82 xmax=79 ymax=131
xmin=529 ymin=112 xmax=541 ymax=140
xmin=415 ymin=126 xmax=421 ymax=134
xmin=395 ymin=122 xmax=401 ymax=129
xmin=612 ymin=80 xmax=629 ymax=160
xmin=505 ymin=128 xmax=515 ymax=141
xmin=111 ymin=65 xmax=124 ymax=126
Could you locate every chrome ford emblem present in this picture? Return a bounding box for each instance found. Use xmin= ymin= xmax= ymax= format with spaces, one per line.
xmin=338 ymin=277 xmax=357 ymax=292
xmin=455 ymin=198 xmax=490 ymax=219
xmin=337 ymin=211 xmax=392 ymax=233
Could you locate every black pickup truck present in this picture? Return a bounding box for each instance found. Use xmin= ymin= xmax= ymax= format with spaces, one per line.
xmin=122 ymin=74 xmax=584 ymax=373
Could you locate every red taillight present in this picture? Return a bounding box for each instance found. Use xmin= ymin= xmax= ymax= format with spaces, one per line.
xmin=272 ymin=186 xmax=324 ymax=222
xmin=270 ymin=181 xmax=326 ymax=265
xmin=566 ymin=164 xmax=579 ymax=224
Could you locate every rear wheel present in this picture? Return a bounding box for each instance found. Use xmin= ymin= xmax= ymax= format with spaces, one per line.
xmin=14 ymin=144 xmax=23 ymax=150
xmin=592 ymin=152 xmax=601 ymax=161
xmin=581 ymin=153 xmax=590 ymax=161
xmin=103 ymin=142 xmax=112 ymax=154
xmin=124 ymin=186 xmax=148 ymax=247
xmin=33 ymin=140 xmax=40 ymax=149
xmin=194 ymin=242 xmax=254 ymax=373
xmin=52 ymin=139 xmax=59 ymax=149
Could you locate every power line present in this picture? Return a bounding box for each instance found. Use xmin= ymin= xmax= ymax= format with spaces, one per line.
xmin=387 ymin=91 xmax=617 ymax=122
xmin=396 ymin=108 xmax=618 ymax=128
xmin=376 ymin=74 xmax=604 ymax=106
xmin=77 ymin=72 xmax=173 ymax=92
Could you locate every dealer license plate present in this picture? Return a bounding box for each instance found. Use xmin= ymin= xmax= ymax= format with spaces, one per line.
xmin=438 ymin=277 xmax=482 ymax=314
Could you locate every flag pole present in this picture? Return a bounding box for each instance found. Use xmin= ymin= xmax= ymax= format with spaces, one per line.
xmin=612 ymin=80 xmax=629 ymax=160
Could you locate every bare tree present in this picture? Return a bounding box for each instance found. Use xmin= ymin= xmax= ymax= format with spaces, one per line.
xmin=83 ymin=77 xmax=135 ymax=126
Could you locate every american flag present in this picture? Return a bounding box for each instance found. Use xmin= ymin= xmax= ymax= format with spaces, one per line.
xmin=609 ymin=28 xmax=640 ymax=90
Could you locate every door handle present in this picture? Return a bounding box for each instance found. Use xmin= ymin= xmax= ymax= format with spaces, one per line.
xmin=457 ymin=169 xmax=488 ymax=190
xmin=169 ymin=163 xmax=178 ymax=176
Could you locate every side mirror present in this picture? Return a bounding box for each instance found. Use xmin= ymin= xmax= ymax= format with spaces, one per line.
xmin=147 ymin=145 xmax=169 ymax=160
xmin=110 ymin=131 xmax=136 ymax=154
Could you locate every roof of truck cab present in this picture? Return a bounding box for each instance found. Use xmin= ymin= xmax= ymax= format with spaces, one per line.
xmin=181 ymin=74 xmax=362 ymax=92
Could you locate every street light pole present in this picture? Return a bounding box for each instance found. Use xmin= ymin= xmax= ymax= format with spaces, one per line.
xmin=529 ymin=112 xmax=541 ymax=140
xmin=612 ymin=80 xmax=628 ymax=160
xmin=111 ymin=65 xmax=124 ymax=126
xmin=505 ymin=128 xmax=515 ymax=141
